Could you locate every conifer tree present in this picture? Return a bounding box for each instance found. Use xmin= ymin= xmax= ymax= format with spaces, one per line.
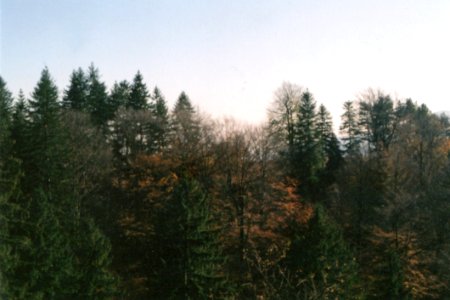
xmin=171 ymin=92 xmax=201 ymax=163
xmin=11 ymin=68 xmax=117 ymax=298
xmin=147 ymin=86 xmax=169 ymax=152
xmin=160 ymin=178 xmax=228 ymax=299
xmin=87 ymin=64 xmax=109 ymax=126
xmin=128 ymin=71 xmax=149 ymax=110
xmin=283 ymin=205 xmax=361 ymax=299
xmin=340 ymin=100 xmax=361 ymax=154
xmin=62 ymin=67 xmax=88 ymax=111
xmin=293 ymin=91 xmax=321 ymax=197
xmin=316 ymin=104 xmax=342 ymax=186
xmin=109 ymin=80 xmax=130 ymax=118
xmin=0 ymin=77 xmax=20 ymax=299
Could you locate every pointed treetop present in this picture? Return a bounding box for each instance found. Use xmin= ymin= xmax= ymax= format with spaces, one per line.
xmin=174 ymin=91 xmax=194 ymax=114
xmin=29 ymin=67 xmax=59 ymax=116
xmin=128 ymin=70 xmax=149 ymax=110
xmin=152 ymin=86 xmax=169 ymax=118
xmin=63 ymin=67 xmax=88 ymax=110
xmin=0 ymin=76 xmax=13 ymax=114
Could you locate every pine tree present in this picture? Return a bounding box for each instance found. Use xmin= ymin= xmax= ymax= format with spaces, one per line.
xmin=62 ymin=67 xmax=88 ymax=111
xmin=128 ymin=71 xmax=149 ymax=110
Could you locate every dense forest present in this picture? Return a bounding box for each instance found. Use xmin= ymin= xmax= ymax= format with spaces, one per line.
xmin=1 ymin=65 xmax=449 ymax=299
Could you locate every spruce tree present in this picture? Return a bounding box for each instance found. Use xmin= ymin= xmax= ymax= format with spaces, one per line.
xmin=11 ymin=68 xmax=118 ymax=298
xmin=340 ymin=101 xmax=361 ymax=154
xmin=293 ymin=90 xmax=320 ymax=197
xmin=62 ymin=67 xmax=88 ymax=111
xmin=283 ymin=205 xmax=361 ymax=299
xmin=128 ymin=71 xmax=149 ymax=110
xmin=0 ymin=77 xmax=20 ymax=299
xmin=87 ymin=64 xmax=109 ymax=126
xmin=109 ymin=80 xmax=130 ymax=118
xmin=180 ymin=178 xmax=228 ymax=299
xmin=147 ymin=86 xmax=169 ymax=152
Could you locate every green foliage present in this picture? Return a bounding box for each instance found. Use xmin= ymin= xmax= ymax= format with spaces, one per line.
xmin=128 ymin=71 xmax=149 ymax=110
xmin=63 ymin=67 xmax=88 ymax=111
xmin=109 ymin=80 xmax=130 ymax=118
xmin=87 ymin=64 xmax=109 ymax=126
xmin=156 ymin=177 xmax=229 ymax=299
xmin=340 ymin=100 xmax=361 ymax=154
xmin=283 ymin=205 xmax=361 ymax=299
xmin=147 ymin=86 xmax=170 ymax=152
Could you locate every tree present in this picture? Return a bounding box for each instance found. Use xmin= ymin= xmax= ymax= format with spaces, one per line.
xmin=147 ymin=87 xmax=170 ymax=153
xmin=128 ymin=71 xmax=149 ymax=110
xmin=293 ymin=90 xmax=321 ymax=197
xmin=316 ymin=104 xmax=342 ymax=185
xmin=87 ymin=64 xmax=109 ymax=126
xmin=10 ymin=68 xmax=118 ymax=298
xmin=62 ymin=68 xmax=88 ymax=111
xmin=108 ymin=80 xmax=130 ymax=118
xmin=0 ymin=77 xmax=21 ymax=299
xmin=358 ymin=90 xmax=396 ymax=154
xmin=158 ymin=177 xmax=228 ymax=299
xmin=282 ymin=205 xmax=361 ymax=299
xmin=340 ymin=101 xmax=361 ymax=154
xmin=170 ymin=92 xmax=201 ymax=164
xmin=268 ymin=82 xmax=302 ymax=157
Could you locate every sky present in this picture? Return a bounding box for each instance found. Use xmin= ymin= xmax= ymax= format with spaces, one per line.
xmin=1 ymin=0 xmax=450 ymax=128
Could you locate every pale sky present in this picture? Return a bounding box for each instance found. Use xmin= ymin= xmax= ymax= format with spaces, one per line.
xmin=1 ymin=0 xmax=450 ymax=128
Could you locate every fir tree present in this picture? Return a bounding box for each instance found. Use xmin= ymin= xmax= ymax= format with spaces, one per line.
xmin=293 ymin=90 xmax=321 ymax=197
xmin=109 ymin=80 xmax=130 ymax=118
xmin=156 ymin=178 xmax=229 ymax=299
xmin=340 ymin=101 xmax=361 ymax=154
xmin=62 ymin=67 xmax=88 ymax=111
xmin=0 ymin=77 xmax=20 ymax=299
xmin=128 ymin=71 xmax=149 ymax=110
xmin=283 ymin=205 xmax=361 ymax=299
xmin=87 ymin=64 xmax=109 ymax=126
xmin=147 ymin=86 xmax=169 ymax=152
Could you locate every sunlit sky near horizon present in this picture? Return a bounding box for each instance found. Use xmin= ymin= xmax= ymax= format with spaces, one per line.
xmin=1 ymin=0 xmax=450 ymax=128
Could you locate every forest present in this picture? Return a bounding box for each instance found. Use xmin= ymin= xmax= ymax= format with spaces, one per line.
xmin=1 ymin=65 xmax=449 ymax=299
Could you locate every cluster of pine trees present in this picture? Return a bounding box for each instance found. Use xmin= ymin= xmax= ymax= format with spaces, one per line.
xmin=1 ymin=67 xmax=449 ymax=299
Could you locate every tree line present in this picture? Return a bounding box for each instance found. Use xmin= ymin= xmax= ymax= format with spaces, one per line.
xmin=1 ymin=67 xmax=449 ymax=299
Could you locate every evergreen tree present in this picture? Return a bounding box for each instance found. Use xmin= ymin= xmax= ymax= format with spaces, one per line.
xmin=293 ymin=90 xmax=321 ymax=197
xmin=171 ymin=92 xmax=201 ymax=160
xmin=340 ymin=100 xmax=361 ymax=154
xmin=156 ymin=178 xmax=228 ymax=299
xmin=87 ymin=64 xmax=109 ymax=126
xmin=10 ymin=68 xmax=117 ymax=298
xmin=283 ymin=205 xmax=361 ymax=299
xmin=128 ymin=71 xmax=149 ymax=110
xmin=62 ymin=67 xmax=88 ymax=111
xmin=316 ymin=104 xmax=342 ymax=186
xmin=109 ymin=80 xmax=130 ymax=118
xmin=0 ymin=77 xmax=20 ymax=299
xmin=23 ymin=68 xmax=67 ymax=194
xmin=147 ymin=86 xmax=169 ymax=152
